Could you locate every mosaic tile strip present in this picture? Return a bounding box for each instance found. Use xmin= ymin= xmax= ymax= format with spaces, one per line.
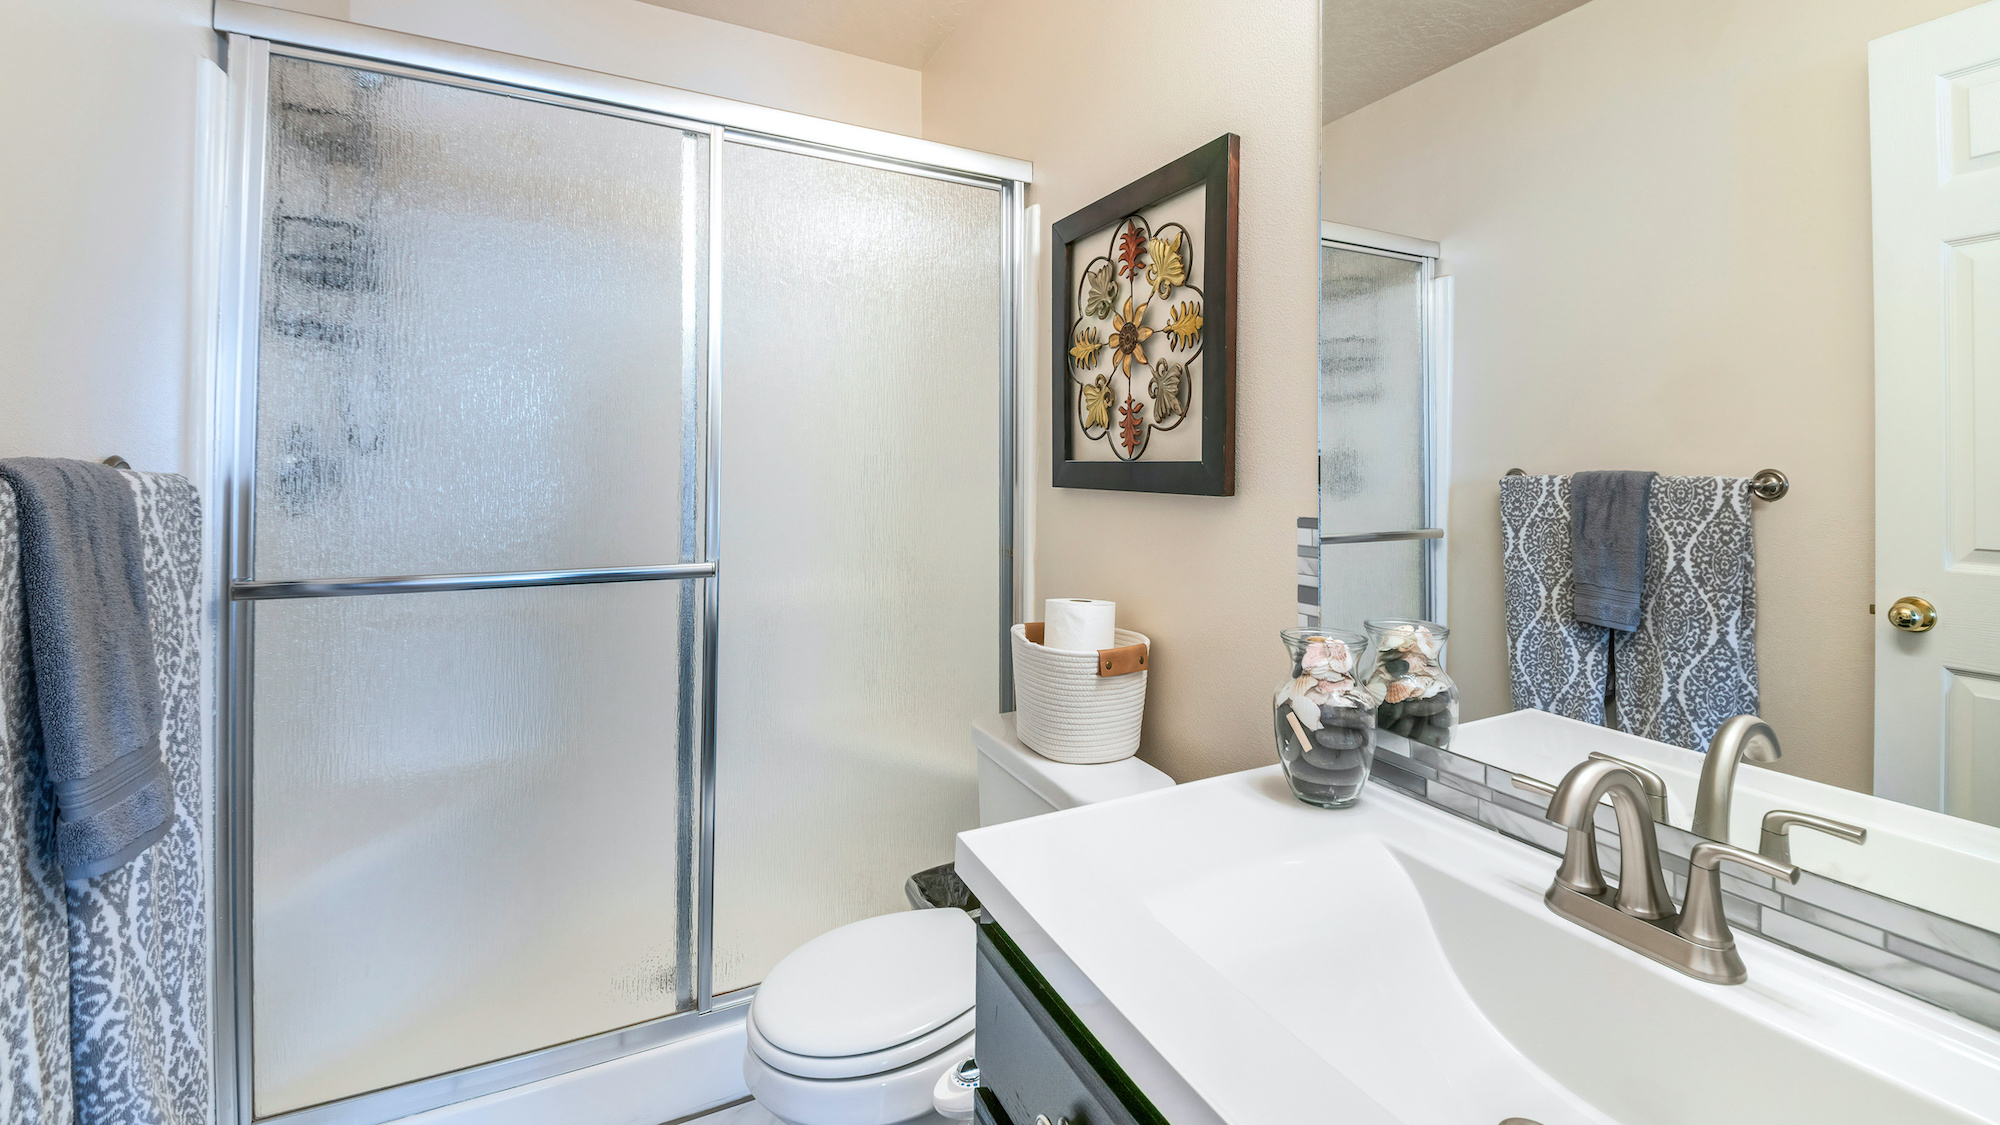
xmin=1296 ymin=517 xmax=1319 ymax=628
xmin=1369 ymin=734 xmax=2000 ymax=1031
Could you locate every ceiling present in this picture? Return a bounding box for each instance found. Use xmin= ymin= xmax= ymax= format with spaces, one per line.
xmin=634 ymin=0 xmax=1592 ymax=120
xmin=632 ymin=0 xmax=981 ymax=70
xmin=1322 ymin=0 xmax=1592 ymax=122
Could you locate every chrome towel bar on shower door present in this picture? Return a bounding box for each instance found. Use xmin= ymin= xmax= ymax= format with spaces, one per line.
xmin=1319 ymin=528 xmax=1445 ymax=545
xmin=1503 ymin=467 xmax=1790 ymax=502
xmin=230 ymin=561 xmax=718 ymax=600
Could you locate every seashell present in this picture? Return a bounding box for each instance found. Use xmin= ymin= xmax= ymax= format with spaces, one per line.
xmin=1380 ymin=624 xmax=1419 ymax=651
xmin=1289 ymin=695 xmax=1323 ymax=731
xmin=1377 ymin=623 xmax=1442 ymax=662
xmin=1277 ymin=676 xmax=1304 ymax=712
xmin=1384 ymin=680 xmax=1417 ymax=704
xmin=1408 ymin=626 xmax=1442 ymax=660
xmin=1301 ymin=638 xmax=1355 ymax=679
xmin=1277 ymin=678 xmax=1310 ymax=723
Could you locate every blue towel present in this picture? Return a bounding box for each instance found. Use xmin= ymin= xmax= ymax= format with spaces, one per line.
xmin=1569 ymin=470 xmax=1656 ymax=632
xmin=0 ymin=458 xmax=172 ymax=880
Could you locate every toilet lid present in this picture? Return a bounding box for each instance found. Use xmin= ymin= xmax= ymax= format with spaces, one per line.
xmin=751 ymin=909 xmax=975 ymax=1059
xmin=748 ymin=1006 xmax=974 ymax=1080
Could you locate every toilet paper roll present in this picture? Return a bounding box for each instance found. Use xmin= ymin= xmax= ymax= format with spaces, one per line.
xmin=1043 ymin=598 xmax=1116 ymax=652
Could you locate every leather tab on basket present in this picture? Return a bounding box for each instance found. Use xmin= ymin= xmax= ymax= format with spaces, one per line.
xmin=1097 ymin=643 xmax=1147 ymax=677
xmin=1024 ymin=622 xmax=1045 ymax=645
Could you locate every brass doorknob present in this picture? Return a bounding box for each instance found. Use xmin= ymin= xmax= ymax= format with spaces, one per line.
xmin=1887 ymin=596 xmax=1937 ymax=632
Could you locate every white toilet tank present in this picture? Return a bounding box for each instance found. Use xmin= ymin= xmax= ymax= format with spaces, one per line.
xmin=972 ymin=713 xmax=1174 ymax=826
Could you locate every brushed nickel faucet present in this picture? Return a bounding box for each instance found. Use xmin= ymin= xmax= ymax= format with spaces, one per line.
xmin=1521 ymin=757 xmax=1799 ymax=985
xmin=1541 ymin=757 xmax=1674 ymax=919
xmin=1691 ymin=716 xmax=1781 ymax=844
xmin=1585 ymin=751 xmax=1670 ymax=823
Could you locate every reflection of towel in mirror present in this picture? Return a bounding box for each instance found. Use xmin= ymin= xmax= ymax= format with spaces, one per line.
xmin=1612 ymin=476 xmax=1758 ymax=751
xmin=1501 ymin=474 xmax=1609 ymax=725
xmin=1569 ymin=470 xmax=1657 ymax=632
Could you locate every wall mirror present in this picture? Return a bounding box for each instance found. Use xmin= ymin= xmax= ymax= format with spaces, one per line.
xmin=1315 ymin=0 xmax=2000 ymax=949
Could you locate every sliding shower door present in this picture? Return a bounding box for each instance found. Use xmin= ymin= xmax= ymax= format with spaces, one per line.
xmin=1317 ymin=236 xmax=1443 ymax=630
xmin=709 ymin=143 xmax=1003 ymax=994
xmin=240 ymin=55 xmax=708 ymax=1115
xmin=220 ymin=29 xmax=1023 ymax=1125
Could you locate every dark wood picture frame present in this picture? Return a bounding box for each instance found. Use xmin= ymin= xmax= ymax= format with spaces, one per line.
xmin=1051 ymin=133 xmax=1238 ymax=495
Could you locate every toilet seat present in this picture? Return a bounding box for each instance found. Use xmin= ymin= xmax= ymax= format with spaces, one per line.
xmin=748 ymin=1004 xmax=975 ymax=1080
xmin=751 ymin=909 xmax=976 ymax=1061
xmin=744 ymin=909 xmax=977 ymax=1125
xmin=745 ymin=1029 xmax=972 ymax=1125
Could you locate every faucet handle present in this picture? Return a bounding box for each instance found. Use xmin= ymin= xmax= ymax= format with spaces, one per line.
xmin=1512 ymin=774 xmax=1557 ymax=798
xmin=1677 ymin=841 xmax=1800 ymax=951
xmin=1586 ymin=752 xmax=1670 ymax=823
xmin=1517 ymin=764 xmax=1668 ymax=825
xmin=1759 ymin=810 xmax=1866 ymax=864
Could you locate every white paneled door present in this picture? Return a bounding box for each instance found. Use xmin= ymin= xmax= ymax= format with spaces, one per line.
xmin=1872 ymin=1 xmax=2000 ymax=824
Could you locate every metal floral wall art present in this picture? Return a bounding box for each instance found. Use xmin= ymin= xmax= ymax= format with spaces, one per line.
xmin=1052 ymin=134 xmax=1238 ymax=495
xmin=1068 ymin=223 xmax=1202 ymax=458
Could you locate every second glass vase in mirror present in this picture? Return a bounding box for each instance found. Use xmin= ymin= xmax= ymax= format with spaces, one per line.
xmin=1273 ymin=628 xmax=1377 ymax=807
xmin=1363 ymin=618 xmax=1456 ymax=751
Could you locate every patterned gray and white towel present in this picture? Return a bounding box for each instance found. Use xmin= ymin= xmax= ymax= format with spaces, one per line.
xmin=0 ymin=472 xmax=208 ymax=1125
xmin=1500 ymin=474 xmax=1610 ymax=725
xmin=1611 ymin=476 xmax=1758 ymax=753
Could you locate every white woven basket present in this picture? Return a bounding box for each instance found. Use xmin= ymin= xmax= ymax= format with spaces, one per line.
xmin=1011 ymin=623 xmax=1149 ymax=764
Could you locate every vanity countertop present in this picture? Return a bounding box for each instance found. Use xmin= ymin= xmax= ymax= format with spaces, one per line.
xmin=955 ymin=764 xmax=2000 ymax=1125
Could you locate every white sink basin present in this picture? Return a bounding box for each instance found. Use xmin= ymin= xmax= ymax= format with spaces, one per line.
xmin=957 ymin=767 xmax=2000 ymax=1125
xmin=1454 ymin=709 xmax=2000 ymax=933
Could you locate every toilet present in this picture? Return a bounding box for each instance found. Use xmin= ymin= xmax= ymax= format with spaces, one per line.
xmin=742 ymin=712 xmax=1175 ymax=1125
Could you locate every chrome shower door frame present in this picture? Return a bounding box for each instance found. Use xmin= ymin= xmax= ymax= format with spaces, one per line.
xmin=213 ymin=15 xmax=1028 ymax=1125
xmin=1316 ymin=223 xmax=1448 ymax=627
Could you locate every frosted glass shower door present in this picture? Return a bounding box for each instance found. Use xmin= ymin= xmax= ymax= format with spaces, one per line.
xmin=245 ymin=55 xmax=708 ymax=1115
xmin=1318 ymin=241 xmax=1438 ymax=632
xmin=710 ymin=142 xmax=1003 ymax=993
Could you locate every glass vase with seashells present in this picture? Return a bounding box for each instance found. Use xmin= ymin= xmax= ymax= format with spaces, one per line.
xmin=1362 ymin=619 xmax=1456 ymax=753
xmin=1273 ymin=628 xmax=1379 ymax=808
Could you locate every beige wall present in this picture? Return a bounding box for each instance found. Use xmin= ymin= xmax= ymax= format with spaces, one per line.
xmin=924 ymin=0 xmax=1322 ymax=781
xmin=1322 ymin=0 xmax=1986 ymax=791
xmin=0 ymin=0 xmax=218 ymax=475
xmin=248 ymin=0 xmax=925 ymax=135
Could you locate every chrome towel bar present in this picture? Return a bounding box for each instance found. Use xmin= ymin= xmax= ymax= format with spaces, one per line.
xmin=231 ymin=561 xmax=717 ymax=600
xmin=1319 ymin=528 xmax=1444 ymax=545
xmin=1503 ymin=467 xmax=1788 ymax=502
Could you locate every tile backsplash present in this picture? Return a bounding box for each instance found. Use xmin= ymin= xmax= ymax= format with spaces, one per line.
xmin=1370 ymin=733 xmax=2000 ymax=1031
xmin=1295 ymin=517 xmax=1319 ymax=628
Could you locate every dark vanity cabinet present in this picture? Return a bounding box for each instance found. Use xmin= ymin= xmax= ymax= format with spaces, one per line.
xmin=974 ymin=922 xmax=1168 ymax=1125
